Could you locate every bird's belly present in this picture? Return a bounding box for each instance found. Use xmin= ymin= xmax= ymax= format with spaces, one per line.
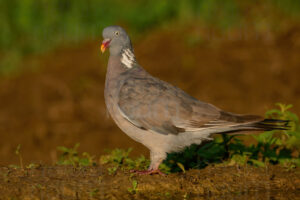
xmin=105 ymin=98 xmax=173 ymax=152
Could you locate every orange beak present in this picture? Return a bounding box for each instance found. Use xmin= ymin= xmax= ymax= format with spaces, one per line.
xmin=101 ymin=39 xmax=111 ymax=53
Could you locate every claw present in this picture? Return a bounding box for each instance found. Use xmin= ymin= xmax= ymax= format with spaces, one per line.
xmin=130 ymin=169 xmax=166 ymax=176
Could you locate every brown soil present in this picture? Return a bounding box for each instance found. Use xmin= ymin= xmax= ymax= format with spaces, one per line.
xmin=0 ymin=25 xmax=300 ymax=198
xmin=1 ymin=165 xmax=300 ymax=199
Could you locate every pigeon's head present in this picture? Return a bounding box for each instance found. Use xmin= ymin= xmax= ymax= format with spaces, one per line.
xmin=101 ymin=26 xmax=132 ymax=56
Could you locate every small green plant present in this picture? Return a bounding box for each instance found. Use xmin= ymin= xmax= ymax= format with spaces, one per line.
xmin=107 ymin=166 xmax=118 ymax=175
xmin=100 ymin=148 xmax=133 ymax=167
xmin=89 ymin=188 xmax=99 ymax=198
xmin=26 ymin=163 xmax=39 ymax=169
xmin=265 ymin=103 xmax=300 ymax=149
xmin=176 ymin=162 xmax=186 ymax=173
xmin=101 ymin=148 xmax=145 ymax=173
xmin=228 ymin=153 xmax=250 ymax=166
xmin=127 ymin=179 xmax=138 ymax=194
xmin=164 ymin=139 xmax=227 ymax=172
xmin=183 ymin=192 xmax=190 ymax=200
xmin=56 ymin=143 xmax=96 ymax=167
xmin=165 ymin=192 xmax=171 ymax=198
xmin=9 ymin=144 xmax=24 ymax=169
xmin=15 ymin=144 xmax=23 ymax=169
xmin=100 ymin=148 xmax=171 ymax=174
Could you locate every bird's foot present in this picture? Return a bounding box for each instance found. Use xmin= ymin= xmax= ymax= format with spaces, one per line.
xmin=130 ymin=169 xmax=166 ymax=176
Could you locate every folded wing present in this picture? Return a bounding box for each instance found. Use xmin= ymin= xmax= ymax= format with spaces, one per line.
xmin=117 ymin=74 xmax=262 ymax=135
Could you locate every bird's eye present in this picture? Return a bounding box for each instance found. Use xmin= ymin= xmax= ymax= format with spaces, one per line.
xmin=115 ymin=31 xmax=119 ymax=36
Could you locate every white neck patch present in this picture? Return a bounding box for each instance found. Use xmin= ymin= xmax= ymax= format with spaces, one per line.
xmin=121 ymin=49 xmax=136 ymax=68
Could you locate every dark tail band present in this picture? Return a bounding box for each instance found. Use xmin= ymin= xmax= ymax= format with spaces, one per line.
xmin=251 ymin=119 xmax=290 ymax=131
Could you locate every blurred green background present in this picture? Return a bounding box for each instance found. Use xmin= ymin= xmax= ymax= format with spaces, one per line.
xmin=1 ymin=0 xmax=300 ymax=74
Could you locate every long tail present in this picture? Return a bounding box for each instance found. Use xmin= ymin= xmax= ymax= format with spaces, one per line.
xmin=216 ymin=112 xmax=290 ymax=134
xmin=240 ymin=118 xmax=290 ymax=131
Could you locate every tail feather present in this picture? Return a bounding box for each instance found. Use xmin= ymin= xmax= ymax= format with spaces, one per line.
xmin=242 ymin=119 xmax=290 ymax=131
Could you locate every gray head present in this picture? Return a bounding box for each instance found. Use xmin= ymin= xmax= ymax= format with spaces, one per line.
xmin=101 ymin=26 xmax=133 ymax=56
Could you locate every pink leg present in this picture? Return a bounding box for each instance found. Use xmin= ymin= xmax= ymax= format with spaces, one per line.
xmin=130 ymin=152 xmax=166 ymax=176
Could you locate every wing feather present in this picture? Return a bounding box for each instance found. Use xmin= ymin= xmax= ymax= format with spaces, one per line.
xmin=117 ymin=75 xmax=222 ymax=135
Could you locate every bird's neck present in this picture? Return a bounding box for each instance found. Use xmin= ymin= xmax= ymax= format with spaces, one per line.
xmin=106 ymin=48 xmax=138 ymax=81
xmin=119 ymin=48 xmax=137 ymax=69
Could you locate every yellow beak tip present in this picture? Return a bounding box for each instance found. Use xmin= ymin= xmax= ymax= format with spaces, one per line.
xmin=100 ymin=44 xmax=106 ymax=53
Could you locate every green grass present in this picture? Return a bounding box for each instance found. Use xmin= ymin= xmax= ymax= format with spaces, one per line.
xmin=1 ymin=0 xmax=300 ymax=74
xmin=127 ymin=179 xmax=138 ymax=194
xmin=56 ymin=143 xmax=96 ymax=167
xmin=99 ymin=148 xmax=171 ymax=174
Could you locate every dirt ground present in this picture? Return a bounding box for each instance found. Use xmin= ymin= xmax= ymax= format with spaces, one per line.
xmin=1 ymin=165 xmax=300 ymax=199
xmin=0 ymin=24 xmax=300 ymax=198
